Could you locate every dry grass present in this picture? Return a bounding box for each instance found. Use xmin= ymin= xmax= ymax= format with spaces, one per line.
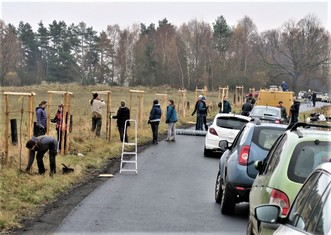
xmin=0 ymin=84 xmax=227 ymax=233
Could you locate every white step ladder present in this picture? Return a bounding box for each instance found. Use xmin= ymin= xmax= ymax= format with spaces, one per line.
xmin=120 ymin=119 xmax=138 ymax=174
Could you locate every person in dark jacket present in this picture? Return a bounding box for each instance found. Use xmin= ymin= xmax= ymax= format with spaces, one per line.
xmin=277 ymin=101 xmax=287 ymax=120
xmin=112 ymin=100 xmax=130 ymax=143
xmin=35 ymin=101 xmax=47 ymax=136
xmin=148 ymin=99 xmax=162 ymax=144
xmin=218 ymin=96 xmax=232 ymax=113
xmin=289 ymin=96 xmax=300 ymax=124
xmin=25 ymin=135 xmax=58 ymax=176
xmin=191 ymin=95 xmax=208 ymax=130
xmin=312 ymin=92 xmax=317 ymax=107
xmin=165 ymin=99 xmax=178 ymax=141
xmin=241 ymin=99 xmax=253 ymax=116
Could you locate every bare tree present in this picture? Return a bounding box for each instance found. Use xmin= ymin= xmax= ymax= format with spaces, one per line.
xmin=259 ymin=15 xmax=330 ymax=91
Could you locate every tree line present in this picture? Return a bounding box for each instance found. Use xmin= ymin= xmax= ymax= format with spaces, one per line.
xmin=0 ymin=15 xmax=329 ymax=92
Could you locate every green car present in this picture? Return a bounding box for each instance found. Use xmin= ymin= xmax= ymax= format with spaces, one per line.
xmin=247 ymin=122 xmax=331 ymax=235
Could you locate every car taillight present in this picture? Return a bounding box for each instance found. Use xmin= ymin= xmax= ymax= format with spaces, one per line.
xmin=209 ymin=127 xmax=218 ymax=136
xmin=275 ymin=119 xmax=281 ymax=124
xmin=270 ymin=189 xmax=290 ymax=216
xmin=239 ymin=145 xmax=250 ymax=165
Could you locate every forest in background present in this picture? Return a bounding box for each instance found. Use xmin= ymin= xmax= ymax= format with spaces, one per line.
xmin=0 ymin=14 xmax=330 ymax=92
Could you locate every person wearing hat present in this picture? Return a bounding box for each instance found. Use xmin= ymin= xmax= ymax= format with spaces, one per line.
xmin=111 ymin=100 xmax=131 ymax=142
xmin=25 ymin=135 xmax=58 ymax=176
xmin=191 ymin=95 xmax=208 ymax=130
xmin=90 ymin=93 xmax=105 ymax=137
xmin=35 ymin=101 xmax=47 ymax=136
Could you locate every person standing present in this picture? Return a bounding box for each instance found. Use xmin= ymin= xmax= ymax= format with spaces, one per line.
xmin=241 ymin=99 xmax=253 ymax=116
xmin=51 ymin=104 xmax=67 ymax=151
xmin=148 ymin=99 xmax=162 ymax=144
xmin=191 ymin=95 xmax=207 ymax=130
xmin=112 ymin=100 xmax=131 ymax=143
xmin=35 ymin=101 xmax=47 ymax=136
xmin=289 ymin=96 xmax=300 ymax=125
xmin=25 ymin=135 xmax=58 ymax=176
xmin=281 ymin=81 xmax=288 ymax=91
xmin=312 ymin=92 xmax=317 ymax=107
xmin=90 ymin=93 xmax=105 ymax=137
xmin=277 ymin=101 xmax=288 ymax=121
xmin=218 ymin=96 xmax=232 ymax=113
xmin=165 ymin=99 xmax=178 ymax=142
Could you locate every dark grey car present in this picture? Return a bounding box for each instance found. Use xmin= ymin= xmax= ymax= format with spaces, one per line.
xmin=250 ymin=106 xmax=286 ymax=124
xmin=215 ymin=119 xmax=287 ymax=215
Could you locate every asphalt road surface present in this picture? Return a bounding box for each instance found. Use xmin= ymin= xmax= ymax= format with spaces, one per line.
xmin=53 ymin=134 xmax=248 ymax=235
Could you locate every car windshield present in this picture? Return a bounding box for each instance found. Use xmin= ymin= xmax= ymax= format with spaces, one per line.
xmin=288 ymin=141 xmax=331 ymax=184
xmin=252 ymin=126 xmax=286 ymax=150
xmin=216 ymin=117 xmax=248 ymax=130
xmin=250 ymin=107 xmax=280 ymax=117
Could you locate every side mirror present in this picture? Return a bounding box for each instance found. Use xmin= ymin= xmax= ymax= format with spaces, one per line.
xmin=254 ymin=160 xmax=263 ymax=172
xmin=255 ymin=205 xmax=281 ymax=224
xmin=219 ymin=140 xmax=229 ymax=151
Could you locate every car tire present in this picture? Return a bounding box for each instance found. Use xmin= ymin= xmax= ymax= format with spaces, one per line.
xmin=220 ymin=179 xmax=236 ymax=215
xmin=204 ymin=146 xmax=212 ymax=157
xmin=215 ymin=171 xmax=223 ymax=203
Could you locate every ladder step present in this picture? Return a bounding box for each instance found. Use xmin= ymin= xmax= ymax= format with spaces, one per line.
xmin=121 ymin=160 xmax=137 ymax=163
xmin=124 ymin=143 xmax=136 ymax=146
xmin=122 ymin=152 xmax=137 ymax=155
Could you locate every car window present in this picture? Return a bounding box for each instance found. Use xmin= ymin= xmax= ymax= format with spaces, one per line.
xmin=316 ymin=185 xmax=331 ymax=235
xmin=288 ymin=141 xmax=331 ymax=184
xmin=288 ymin=172 xmax=331 ymax=234
xmin=216 ymin=117 xmax=248 ymax=130
xmin=252 ymin=126 xmax=285 ymax=150
xmin=251 ymin=107 xmax=280 ymax=117
xmin=262 ymin=134 xmax=287 ymax=174
xmin=231 ymin=126 xmax=248 ymax=149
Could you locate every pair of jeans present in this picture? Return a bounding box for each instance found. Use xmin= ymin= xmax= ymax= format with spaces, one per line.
xmin=167 ymin=122 xmax=176 ymax=140
xmin=196 ymin=114 xmax=205 ymax=130
xmin=92 ymin=117 xmax=102 ymax=137
xmin=150 ymin=121 xmax=159 ymax=143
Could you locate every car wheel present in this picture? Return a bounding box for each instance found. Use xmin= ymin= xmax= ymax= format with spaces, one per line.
xmin=215 ymin=171 xmax=223 ymax=203
xmin=204 ymin=146 xmax=212 ymax=157
xmin=220 ymin=179 xmax=236 ymax=215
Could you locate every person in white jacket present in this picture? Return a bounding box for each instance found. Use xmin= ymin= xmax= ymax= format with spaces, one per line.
xmin=90 ymin=93 xmax=105 ymax=137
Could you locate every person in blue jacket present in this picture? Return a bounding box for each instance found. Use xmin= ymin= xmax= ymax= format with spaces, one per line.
xmin=148 ymin=99 xmax=162 ymax=144
xmin=25 ymin=135 xmax=58 ymax=176
xmin=35 ymin=101 xmax=47 ymax=136
xmin=281 ymin=81 xmax=288 ymax=91
xmin=165 ymin=99 xmax=178 ymax=142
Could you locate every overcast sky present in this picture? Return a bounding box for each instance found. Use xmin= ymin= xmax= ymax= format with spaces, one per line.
xmin=1 ymin=0 xmax=330 ymax=33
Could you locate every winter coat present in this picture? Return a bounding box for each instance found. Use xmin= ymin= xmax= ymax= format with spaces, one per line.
xmin=28 ymin=135 xmax=58 ymax=159
xmin=112 ymin=106 xmax=130 ymax=128
xmin=149 ymin=104 xmax=162 ymax=122
xmin=166 ymin=105 xmax=178 ymax=123
xmin=36 ymin=107 xmax=47 ymax=129
xmin=241 ymin=102 xmax=253 ymax=116
xmin=290 ymin=101 xmax=300 ymax=117
xmin=90 ymin=99 xmax=105 ymax=118
xmin=219 ymin=100 xmax=232 ymax=113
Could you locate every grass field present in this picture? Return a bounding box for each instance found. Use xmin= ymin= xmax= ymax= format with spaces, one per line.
xmin=0 ymin=84 xmax=224 ymax=232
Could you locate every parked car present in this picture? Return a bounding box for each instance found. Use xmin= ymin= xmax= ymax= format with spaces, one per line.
xmin=247 ymin=122 xmax=331 ymax=235
xmin=204 ymin=113 xmax=251 ymax=157
xmin=250 ymin=105 xmax=286 ymax=124
xmin=298 ymin=90 xmax=308 ymax=99
xmin=214 ymin=119 xmax=287 ymax=214
xmin=252 ymin=162 xmax=331 ymax=235
xmin=315 ymin=91 xmax=323 ymax=101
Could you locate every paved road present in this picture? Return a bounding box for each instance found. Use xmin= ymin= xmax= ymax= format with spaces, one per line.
xmin=54 ymin=134 xmax=248 ymax=234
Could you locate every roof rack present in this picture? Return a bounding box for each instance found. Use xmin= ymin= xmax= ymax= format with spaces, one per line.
xmin=286 ymin=122 xmax=331 ymax=132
